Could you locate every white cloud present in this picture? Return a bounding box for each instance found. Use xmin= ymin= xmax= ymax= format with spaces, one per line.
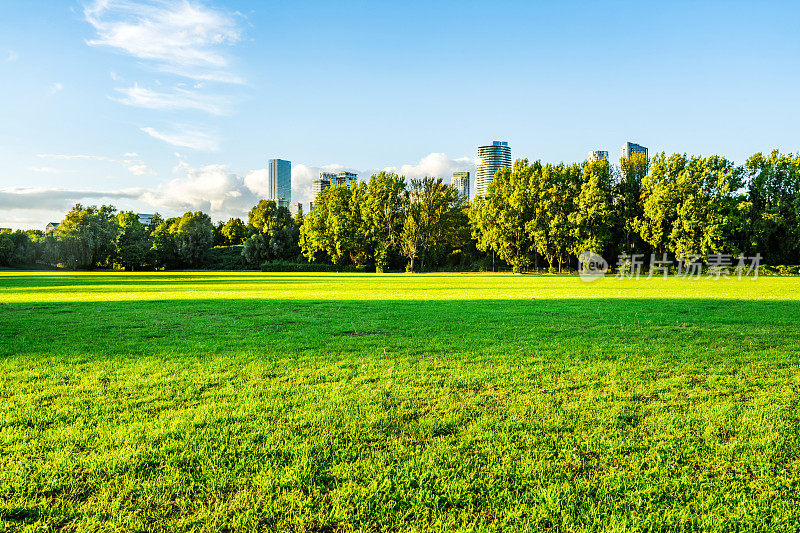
xmin=28 ymin=166 xmax=67 ymax=174
xmin=140 ymin=164 xmax=256 ymax=217
xmin=128 ymin=164 xmax=155 ymax=176
xmin=0 ymin=187 xmax=145 ymax=211
xmin=48 ymin=82 xmax=64 ymax=95
xmin=141 ymin=126 xmax=219 ymax=151
xmin=6 ymin=50 xmax=18 ymax=62
xmin=124 ymin=152 xmax=139 ymax=158
xmin=84 ymin=0 xmax=243 ymax=83
xmin=243 ymin=169 xmax=268 ymax=195
xmin=382 ymin=152 xmax=477 ymax=181
xmin=114 ymin=84 xmax=231 ymax=115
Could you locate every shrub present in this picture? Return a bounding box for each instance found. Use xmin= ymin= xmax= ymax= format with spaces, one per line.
xmin=260 ymin=260 xmax=359 ymax=273
xmin=206 ymin=246 xmax=246 ymax=270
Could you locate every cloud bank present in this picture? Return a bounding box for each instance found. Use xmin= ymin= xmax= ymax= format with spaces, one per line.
xmin=2 ymin=153 xmax=475 ymax=229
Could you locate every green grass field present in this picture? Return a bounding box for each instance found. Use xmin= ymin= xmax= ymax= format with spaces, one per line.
xmin=1 ymin=272 xmax=799 ymax=532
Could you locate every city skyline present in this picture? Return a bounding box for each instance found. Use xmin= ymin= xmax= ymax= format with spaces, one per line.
xmin=1 ymin=1 xmax=799 ymax=228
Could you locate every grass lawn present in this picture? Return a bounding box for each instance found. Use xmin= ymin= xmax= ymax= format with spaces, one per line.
xmin=1 ymin=272 xmax=799 ymax=532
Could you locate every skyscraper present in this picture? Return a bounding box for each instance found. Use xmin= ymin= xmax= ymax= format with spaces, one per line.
xmin=621 ymin=142 xmax=648 ymax=160
xmin=312 ymin=171 xmax=357 ymax=204
xmin=476 ymin=141 xmax=511 ymax=197
xmin=268 ymin=159 xmax=291 ymax=207
xmin=312 ymin=172 xmax=333 ymax=198
xmin=588 ymin=150 xmax=609 ymax=162
xmin=452 ymin=171 xmax=470 ymax=200
xmin=331 ymin=171 xmax=357 ymax=187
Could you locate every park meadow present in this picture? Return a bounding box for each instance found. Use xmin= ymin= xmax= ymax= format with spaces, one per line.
xmin=1 ymin=271 xmax=799 ymax=532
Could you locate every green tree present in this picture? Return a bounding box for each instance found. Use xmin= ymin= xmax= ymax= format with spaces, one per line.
xmin=400 ymin=177 xmax=462 ymax=272
xmin=243 ymin=201 xmax=300 ymax=265
xmin=570 ymin=159 xmax=614 ymax=260
xmin=151 ymin=217 xmax=180 ymax=268
xmin=469 ymin=160 xmax=537 ymax=272
xmin=364 ymin=171 xmax=406 ymax=271
xmin=637 ymin=153 xmax=743 ymax=259
xmin=248 ymin=200 xmax=279 ymax=233
xmin=743 ymin=151 xmax=800 ymax=264
xmin=299 ymin=184 xmax=368 ymax=266
xmin=221 ymin=217 xmax=247 ymax=245
xmin=635 ymin=153 xmax=683 ymax=255
xmin=534 ymin=164 xmax=579 ymax=272
xmin=614 ymin=152 xmax=649 ymax=255
xmin=300 ymin=191 xmax=333 ymax=263
xmin=7 ymin=230 xmax=42 ymax=266
xmin=173 ymin=211 xmax=214 ymax=267
xmin=115 ymin=211 xmax=150 ymax=270
xmin=0 ymin=230 xmax=13 ymax=266
xmin=51 ymin=204 xmax=119 ymax=269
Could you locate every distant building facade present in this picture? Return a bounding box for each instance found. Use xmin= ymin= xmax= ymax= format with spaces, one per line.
xmin=137 ymin=214 xmax=155 ymax=226
xmin=452 ymin=171 xmax=470 ymax=199
xmin=331 ymin=171 xmax=357 ymax=187
xmin=289 ymin=202 xmax=303 ymax=217
xmin=621 ymin=142 xmax=648 ymax=160
xmin=312 ymin=171 xmax=358 ymax=205
xmin=588 ymin=150 xmax=609 ymax=162
xmin=46 ymin=222 xmax=60 ymax=232
xmin=313 ymin=172 xmax=334 ymax=198
xmin=476 ymin=141 xmax=511 ymax=197
xmin=268 ymin=159 xmax=292 ymax=205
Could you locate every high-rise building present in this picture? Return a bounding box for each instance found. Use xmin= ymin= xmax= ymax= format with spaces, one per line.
xmin=476 ymin=141 xmax=511 ymax=197
xmin=268 ymin=159 xmax=291 ymax=205
xmin=312 ymin=170 xmax=357 ymax=204
xmin=452 ymin=171 xmax=470 ymax=199
xmin=312 ymin=172 xmax=333 ymax=198
xmin=331 ymin=171 xmax=357 ymax=187
xmin=587 ymin=150 xmax=609 ymax=162
xmin=621 ymin=142 xmax=648 ymax=160
xmin=289 ymin=202 xmax=303 ymax=218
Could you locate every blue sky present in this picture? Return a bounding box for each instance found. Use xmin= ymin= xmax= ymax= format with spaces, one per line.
xmin=1 ymin=0 xmax=798 ymax=229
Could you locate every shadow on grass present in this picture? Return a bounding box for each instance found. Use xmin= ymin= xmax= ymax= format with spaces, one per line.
xmin=2 ymin=297 xmax=799 ymax=366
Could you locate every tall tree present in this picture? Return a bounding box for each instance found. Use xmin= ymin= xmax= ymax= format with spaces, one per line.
xmin=221 ymin=217 xmax=247 ymax=245
xmin=173 ymin=211 xmax=214 ymax=267
xmin=115 ymin=211 xmax=150 ymax=270
xmin=614 ymin=152 xmax=649 ymax=255
xmin=743 ymin=151 xmax=800 ymax=264
xmin=400 ymin=177 xmax=462 ymax=272
xmin=538 ymin=164 xmax=579 ymax=272
xmin=570 ymin=159 xmax=614 ymax=260
xmin=52 ymin=204 xmax=119 ymax=269
xmin=637 ymin=153 xmax=743 ymax=258
xmin=364 ymin=172 xmax=406 ymax=272
xmin=470 ymin=160 xmax=537 ymax=272
xmin=243 ymin=202 xmax=299 ymax=266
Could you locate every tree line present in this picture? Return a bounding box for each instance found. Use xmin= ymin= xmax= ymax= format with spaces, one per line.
xmin=472 ymin=150 xmax=799 ymax=272
xmin=1 ymin=150 xmax=798 ymax=271
xmin=0 ymin=200 xmax=303 ymax=270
